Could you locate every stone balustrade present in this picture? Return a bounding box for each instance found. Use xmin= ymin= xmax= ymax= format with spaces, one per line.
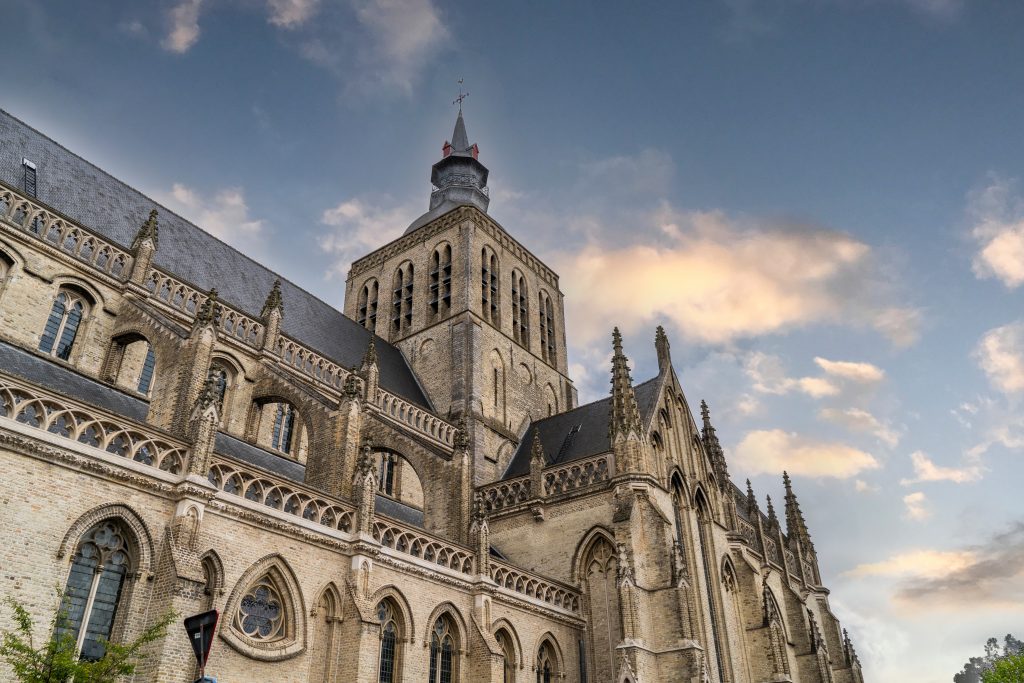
xmin=145 ymin=270 xmax=264 ymax=348
xmin=372 ymin=518 xmax=474 ymax=575
xmin=489 ymin=560 xmax=581 ymax=614
xmin=0 ymin=372 xmax=187 ymax=474
xmin=0 ymin=187 xmax=131 ymax=279
xmin=479 ymin=476 xmax=531 ymax=513
xmin=373 ymin=389 xmax=456 ymax=448
xmin=542 ymin=454 xmax=610 ymax=496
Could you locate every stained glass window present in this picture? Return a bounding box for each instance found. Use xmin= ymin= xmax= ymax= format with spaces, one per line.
xmin=56 ymin=521 xmax=131 ymax=661
xmin=39 ymin=291 xmax=87 ymax=361
xmin=236 ymin=579 xmax=284 ymax=641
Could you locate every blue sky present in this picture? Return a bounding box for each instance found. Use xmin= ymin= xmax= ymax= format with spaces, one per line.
xmin=5 ymin=1 xmax=1024 ymax=680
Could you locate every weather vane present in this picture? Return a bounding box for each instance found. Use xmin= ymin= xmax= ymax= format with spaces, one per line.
xmin=453 ymin=78 xmax=469 ymax=112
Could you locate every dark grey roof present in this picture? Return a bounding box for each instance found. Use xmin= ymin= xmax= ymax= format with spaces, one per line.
xmin=0 ymin=110 xmax=430 ymax=410
xmin=0 ymin=339 xmax=149 ymax=421
xmin=502 ymin=375 xmax=665 ymax=479
xmin=375 ymin=495 xmax=425 ymax=527
xmin=403 ymin=199 xmax=463 ymax=235
xmin=214 ymin=432 xmax=307 ymax=482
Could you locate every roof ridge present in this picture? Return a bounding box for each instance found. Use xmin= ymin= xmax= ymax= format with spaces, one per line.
xmin=0 ymin=109 xmax=352 ymax=337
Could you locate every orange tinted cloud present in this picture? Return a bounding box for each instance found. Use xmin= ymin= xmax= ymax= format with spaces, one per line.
xmin=733 ymin=429 xmax=880 ymax=479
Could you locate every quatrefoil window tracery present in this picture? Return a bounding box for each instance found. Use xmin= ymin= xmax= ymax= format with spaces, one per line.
xmin=236 ymin=579 xmax=285 ymax=641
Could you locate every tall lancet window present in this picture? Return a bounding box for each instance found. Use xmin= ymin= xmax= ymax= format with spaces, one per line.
xmin=512 ymin=272 xmax=529 ymax=349
xmin=481 ymin=247 xmax=500 ymax=325
xmin=391 ymin=262 xmax=414 ymax=337
xmin=429 ymin=244 xmax=452 ymax=318
xmin=428 ymin=614 xmax=457 ymax=683
xmin=358 ymin=279 xmax=379 ymax=331
xmin=377 ymin=600 xmax=401 ymax=683
xmin=538 ymin=291 xmax=556 ymax=364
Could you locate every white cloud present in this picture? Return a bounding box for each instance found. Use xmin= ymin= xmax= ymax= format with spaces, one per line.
xmin=969 ymin=175 xmax=1024 ymax=289
xmin=974 ymin=321 xmax=1024 ymax=394
xmin=733 ymin=429 xmax=880 ymax=479
xmin=819 ymin=407 xmax=900 ymax=448
xmin=814 ymin=357 xmax=885 ymax=384
xmin=156 ymin=183 xmax=266 ymax=252
xmin=845 ymin=549 xmax=976 ymax=579
xmin=854 ymin=479 xmax=879 ymax=493
xmin=899 ymin=450 xmax=982 ymax=485
xmin=745 ymin=352 xmax=839 ymax=397
xmin=352 ymin=0 xmax=448 ymax=92
xmin=903 ymin=491 xmax=930 ymax=520
xmin=162 ymin=0 xmax=203 ymax=53
xmin=553 ymin=204 xmax=920 ymax=348
xmin=318 ymin=196 xmax=418 ymax=279
xmin=267 ymin=0 xmax=319 ymax=27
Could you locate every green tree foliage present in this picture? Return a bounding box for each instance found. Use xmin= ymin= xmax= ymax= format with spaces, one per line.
xmin=955 ymin=635 xmax=1024 ymax=683
xmin=982 ymin=653 xmax=1024 ymax=683
xmin=0 ymin=595 xmax=175 ymax=683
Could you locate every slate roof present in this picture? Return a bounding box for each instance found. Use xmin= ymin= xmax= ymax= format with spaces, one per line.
xmin=502 ymin=374 xmax=666 ymax=479
xmin=0 ymin=110 xmax=430 ymax=409
xmin=214 ymin=432 xmax=307 ymax=482
xmin=374 ymin=495 xmax=425 ymax=527
xmin=0 ymin=340 xmax=149 ymax=421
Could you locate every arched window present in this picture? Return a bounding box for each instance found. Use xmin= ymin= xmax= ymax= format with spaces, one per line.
xmin=430 ymin=245 xmax=452 ymax=318
xmin=56 ymin=520 xmax=134 ymax=661
xmin=695 ymin=491 xmax=727 ymax=682
xmin=582 ymin=536 xmax=621 ymax=682
xmin=358 ymin=279 xmax=379 ymax=331
xmin=235 ymin=577 xmax=285 ymax=641
xmin=536 ymin=641 xmax=557 ymax=683
xmin=511 ymin=272 xmax=529 ymax=349
xmin=391 ymin=262 xmax=414 ymax=337
xmin=209 ymin=363 xmax=232 ymax=410
xmin=428 ymin=614 xmax=457 ymax=683
xmin=0 ymin=251 xmax=12 ymax=290
xmin=377 ymin=600 xmax=401 ymax=683
xmin=496 ymin=629 xmax=516 ymax=683
xmin=272 ymin=403 xmax=296 ymax=454
xmin=538 ymin=291 xmax=556 ymax=363
xmin=481 ymin=247 xmax=500 ymax=325
xmin=309 ymin=587 xmax=339 ymax=682
xmin=137 ymin=347 xmax=156 ymax=394
xmin=104 ymin=333 xmax=157 ymax=396
xmin=378 ymin=451 xmax=396 ymax=496
xmin=39 ymin=289 xmax=89 ymax=361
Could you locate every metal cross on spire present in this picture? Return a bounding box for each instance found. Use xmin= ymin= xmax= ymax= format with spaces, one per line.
xmin=453 ymin=78 xmax=469 ymax=111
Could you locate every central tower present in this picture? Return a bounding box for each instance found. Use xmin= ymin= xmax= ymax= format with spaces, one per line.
xmin=344 ymin=110 xmax=576 ymax=482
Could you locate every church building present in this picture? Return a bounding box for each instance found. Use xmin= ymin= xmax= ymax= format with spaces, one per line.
xmin=0 ymin=106 xmax=865 ymax=682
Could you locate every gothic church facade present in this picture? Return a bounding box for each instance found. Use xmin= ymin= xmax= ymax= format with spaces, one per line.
xmin=0 ymin=108 xmax=865 ymax=683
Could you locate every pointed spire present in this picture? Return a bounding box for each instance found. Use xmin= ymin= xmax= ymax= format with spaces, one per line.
xmin=700 ymin=400 xmax=730 ymax=485
xmin=361 ymin=335 xmax=378 ymax=369
xmin=609 ymin=328 xmax=642 ymax=440
xmin=260 ymin=279 xmax=283 ymax=319
xmin=843 ymin=628 xmax=861 ymax=666
xmin=429 ymin=103 xmax=489 ymax=215
xmin=132 ymin=209 xmax=159 ymax=251
xmin=765 ymin=494 xmax=779 ymax=529
xmin=745 ymin=479 xmax=758 ymax=516
xmin=783 ymin=471 xmax=812 ymax=547
xmin=655 ymin=325 xmax=671 ymax=373
xmin=451 ymin=110 xmax=471 ymax=154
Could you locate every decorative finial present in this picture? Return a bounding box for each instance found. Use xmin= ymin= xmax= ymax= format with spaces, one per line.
xmin=453 ymin=78 xmax=469 ymax=112
xmin=655 ymin=325 xmax=671 ymax=372
xmin=766 ymin=494 xmax=778 ymax=528
xmin=196 ymin=288 xmax=219 ymax=326
xmin=609 ymin=328 xmax=642 ymax=441
xmin=530 ymin=429 xmax=545 ymax=464
xmin=700 ymin=399 xmax=711 ymax=425
xmin=745 ymin=479 xmax=758 ymax=514
xmin=132 ymin=209 xmax=159 ymax=251
xmin=261 ymin=279 xmax=283 ymax=319
xmin=362 ymin=335 xmax=378 ymax=368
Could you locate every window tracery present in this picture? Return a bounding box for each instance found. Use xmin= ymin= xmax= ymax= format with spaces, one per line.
xmin=428 ymin=614 xmax=457 ymax=683
xmin=538 ymin=291 xmax=556 ymax=363
xmin=481 ymin=247 xmax=500 ymax=325
xmin=496 ymin=628 xmax=516 ymax=683
xmin=377 ymin=600 xmax=401 ymax=683
xmin=236 ymin=578 xmax=285 ymax=641
xmin=272 ymin=403 xmax=296 ymax=454
xmin=536 ymin=641 xmax=557 ymax=683
xmin=358 ymin=279 xmax=380 ymax=331
xmin=512 ymin=272 xmax=529 ymax=349
xmin=429 ymin=245 xmax=452 ymax=318
xmin=39 ymin=289 xmax=89 ymax=361
xmin=391 ymin=262 xmax=414 ymax=337
xmin=56 ymin=520 xmax=134 ymax=661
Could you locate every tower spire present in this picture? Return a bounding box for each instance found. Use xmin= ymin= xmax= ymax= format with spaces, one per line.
xmin=783 ymin=471 xmax=812 ymax=548
xmin=428 ymin=82 xmax=489 ymax=214
xmin=765 ymin=494 xmax=779 ymax=529
xmin=700 ymin=400 xmax=730 ymax=486
xmin=609 ymin=328 xmax=642 ymax=440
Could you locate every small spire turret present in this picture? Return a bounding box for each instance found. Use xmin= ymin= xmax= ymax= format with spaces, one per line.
xmin=132 ymin=209 xmax=159 ymax=251
xmin=783 ymin=471 xmax=812 ymax=548
xmin=765 ymin=494 xmax=779 ymax=529
xmin=700 ymin=400 xmax=730 ymax=487
xmin=261 ymin=279 xmax=284 ymax=319
xmin=745 ymin=479 xmax=758 ymax=516
xmin=430 ymin=94 xmax=489 ymax=214
xmin=609 ymin=328 xmax=642 ymax=441
xmin=655 ymin=325 xmax=671 ymax=373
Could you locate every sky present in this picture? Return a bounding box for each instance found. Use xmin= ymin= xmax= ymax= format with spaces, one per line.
xmin=3 ymin=1 xmax=1024 ymax=680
